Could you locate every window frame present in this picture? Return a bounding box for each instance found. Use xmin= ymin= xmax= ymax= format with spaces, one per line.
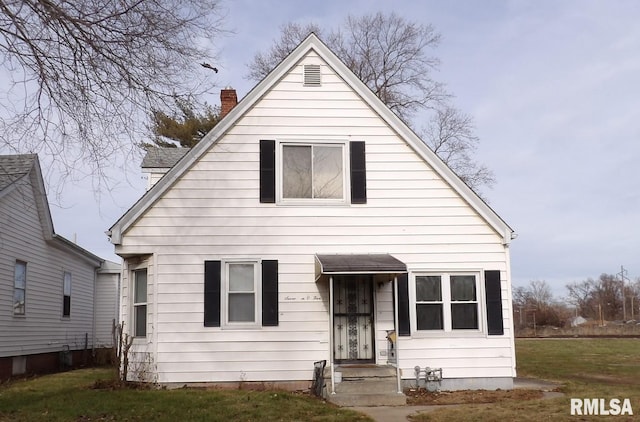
xmin=62 ymin=271 xmax=72 ymax=318
xmin=411 ymin=271 xmax=483 ymax=336
xmin=132 ymin=268 xmax=148 ymax=338
xmin=13 ymin=261 xmax=27 ymax=316
xmin=277 ymin=140 xmax=349 ymax=205
xmin=415 ymin=275 xmax=444 ymax=331
xmin=222 ymin=260 xmax=261 ymax=329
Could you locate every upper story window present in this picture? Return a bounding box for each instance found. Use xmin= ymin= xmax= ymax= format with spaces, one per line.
xmin=133 ymin=268 xmax=148 ymax=337
xmin=281 ymin=143 xmax=346 ymax=202
xmin=260 ymin=140 xmax=366 ymax=205
xmin=62 ymin=272 xmax=72 ymax=317
xmin=14 ymin=261 xmax=26 ymax=315
xmin=414 ymin=273 xmax=479 ymax=332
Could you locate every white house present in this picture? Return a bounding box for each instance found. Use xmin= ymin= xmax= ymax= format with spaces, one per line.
xmin=108 ymin=34 xmax=516 ymax=402
xmin=0 ymin=154 xmax=120 ymax=379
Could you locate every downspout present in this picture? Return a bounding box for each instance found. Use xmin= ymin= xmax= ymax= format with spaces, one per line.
xmin=393 ymin=275 xmax=402 ymax=394
xmin=329 ymin=275 xmax=336 ymax=395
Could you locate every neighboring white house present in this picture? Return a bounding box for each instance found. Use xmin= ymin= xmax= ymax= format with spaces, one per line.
xmin=108 ymin=34 xmax=516 ymax=399
xmin=95 ymin=260 xmax=121 ymax=348
xmin=0 ymin=154 xmax=119 ymax=379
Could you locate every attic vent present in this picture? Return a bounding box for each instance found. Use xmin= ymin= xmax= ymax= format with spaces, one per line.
xmin=304 ymin=64 xmax=321 ymax=86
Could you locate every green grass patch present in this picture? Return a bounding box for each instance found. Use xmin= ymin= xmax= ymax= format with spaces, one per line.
xmin=411 ymin=338 xmax=640 ymax=421
xmin=0 ymin=368 xmax=371 ymax=422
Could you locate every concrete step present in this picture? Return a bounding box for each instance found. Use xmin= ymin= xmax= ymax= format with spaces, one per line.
xmin=325 ymin=364 xmax=397 ymax=379
xmin=334 ymin=378 xmax=399 ymax=394
xmin=327 ymin=392 xmax=407 ymax=407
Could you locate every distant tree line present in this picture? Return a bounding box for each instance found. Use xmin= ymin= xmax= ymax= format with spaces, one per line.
xmin=513 ymin=274 xmax=640 ymax=330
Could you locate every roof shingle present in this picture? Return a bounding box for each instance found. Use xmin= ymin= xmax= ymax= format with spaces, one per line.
xmin=141 ymin=148 xmax=190 ymax=169
xmin=0 ymin=154 xmax=37 ymax=192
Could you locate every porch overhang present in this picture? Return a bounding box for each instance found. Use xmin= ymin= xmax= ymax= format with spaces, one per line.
xmin=315 ymin=253 xmax=407 ymax=277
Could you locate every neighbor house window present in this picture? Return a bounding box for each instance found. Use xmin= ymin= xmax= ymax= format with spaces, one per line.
xmin=13 ymin=261 xmax=26 ymax=315
xmin=62 ymin=272 xmax=72 ymax=317
xmin=224 ymin=262 xmax=260 ymax=327
xmin=414 ymin=273 xmax=479 ymax=332
xmin=133 ymin=269 xmax=147 ymax=337
xmin=281 ymin=143 xmax=345 ymax=200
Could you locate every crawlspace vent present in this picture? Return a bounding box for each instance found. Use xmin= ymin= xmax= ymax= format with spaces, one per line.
xmin=304 ymin=64 xmax=321 ymax=87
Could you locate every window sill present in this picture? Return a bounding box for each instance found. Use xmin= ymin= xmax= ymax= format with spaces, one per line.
xmin=277 ymin=199 xmax=350 ymax=207
xmin=410 ymin=330 xmax=486 ymax=339
xmin=221 ymin=323 xmax=263 ymax=330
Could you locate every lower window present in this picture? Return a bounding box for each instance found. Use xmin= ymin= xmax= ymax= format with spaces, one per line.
xmin=133 ymin=269 xmax=148 ymax=337
xmin=415 ymin=273 xmax=479 ymax=332
xmin=62 ymin=272 xmax=72 ymax=317
xmin=225 ymin=261 xmax=260 ymax=327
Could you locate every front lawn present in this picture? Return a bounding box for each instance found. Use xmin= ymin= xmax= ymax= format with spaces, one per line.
xmin=0 ymin=369 xmax=371 ymax=422
xmin=410 ymin=338 xmax=640 ymax=421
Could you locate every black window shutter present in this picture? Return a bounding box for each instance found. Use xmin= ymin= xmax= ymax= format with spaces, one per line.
xmin=260 ymin=140 xmax=276 ymax=203
xmin=204 ymin=261 xmax=221 ymax=327
xmin=262 ymin=260 xmax=279 ymax=326
xmin=397 ymin=273 xmax=411 ymax=336
xmin=350 ymin=141 xmax=367 ymax=204
xmin=485 ymin=270 xmax=504 ymax=335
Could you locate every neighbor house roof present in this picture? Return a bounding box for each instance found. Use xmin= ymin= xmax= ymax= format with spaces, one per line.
xmin=109 ymin=33 xmax=514 ymax=245
xmin=141 ymin=148 xmax=190 ymax=169
xmin=0 ymin=154 xmax=37 ymax=192
xmin=0 ymin=153 xmax=103 ymax=267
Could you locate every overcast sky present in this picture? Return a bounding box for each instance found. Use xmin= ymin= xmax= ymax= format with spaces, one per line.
xmin=38 ymin=0 xmax=640 ymax=298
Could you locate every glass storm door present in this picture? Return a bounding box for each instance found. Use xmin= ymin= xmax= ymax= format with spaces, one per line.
xmin=333 ymin=276 xmax=375 ymax=363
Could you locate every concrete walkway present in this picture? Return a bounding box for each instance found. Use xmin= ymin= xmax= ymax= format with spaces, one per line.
xmin=348 ymin=378 xmax=563 ymax=422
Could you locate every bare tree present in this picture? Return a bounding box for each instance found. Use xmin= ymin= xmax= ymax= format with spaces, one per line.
xmin=565 ymin=279 xmax=596 ymax=317
xmin=513 ymin=280 xmax=565 ymax=328
xmin=565 ymin=274 xmax=625 ymax=321
xmin=0 ymin=0 xmax=225 ymax=183
xmin=248 ymin=13 xmax=445 ymax=122
xmin=247 ymin=13 xmax=494 ymax=193
xmin=248 ymin=22 xmax=323 ymax=82
xmin=421 ymin=107 xmax=495 ymax=192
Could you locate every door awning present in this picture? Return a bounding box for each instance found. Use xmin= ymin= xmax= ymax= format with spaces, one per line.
xmin=315 ymin=254 xmax=407 ymax=275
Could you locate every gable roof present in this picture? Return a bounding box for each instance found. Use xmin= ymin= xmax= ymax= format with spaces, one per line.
xmin=0 ymin=154 xmax=37 ymax=192
xmin=141 ymin=148 xmax=190 ymax=169
xmin=0 ymin=154 xmax=103 ymax=266
xmin=109 ymin=33 xmax=514 ymax=245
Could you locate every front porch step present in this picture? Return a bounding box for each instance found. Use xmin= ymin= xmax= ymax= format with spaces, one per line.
xmin=327 ymin=391 xmax=407 ymax=407
xmin=324 ymin=364 xmax=397 ymax=380
xmin=324 ymin=365 xmax=406 ymax=406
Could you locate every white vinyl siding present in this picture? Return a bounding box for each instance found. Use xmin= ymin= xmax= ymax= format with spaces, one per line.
xmin=116 ymin=50 xmax=514 ymax=384
xmin=95 ymin=266 xmax=120 ymax=347
xmin=0 ymin=175 xmax=99 ymax=358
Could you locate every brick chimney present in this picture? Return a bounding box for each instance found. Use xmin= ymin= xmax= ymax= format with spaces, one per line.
xmin=220 ymin=87 xmax=237 ymax=118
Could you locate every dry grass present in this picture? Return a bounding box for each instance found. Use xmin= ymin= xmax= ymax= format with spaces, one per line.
xmin=406 ymin=388 xmax=543 ymax=405
xmin=0 ymin=368 xmax=372 ymax=422
xmin=409 ymin=338 xmax=640 ymax=421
